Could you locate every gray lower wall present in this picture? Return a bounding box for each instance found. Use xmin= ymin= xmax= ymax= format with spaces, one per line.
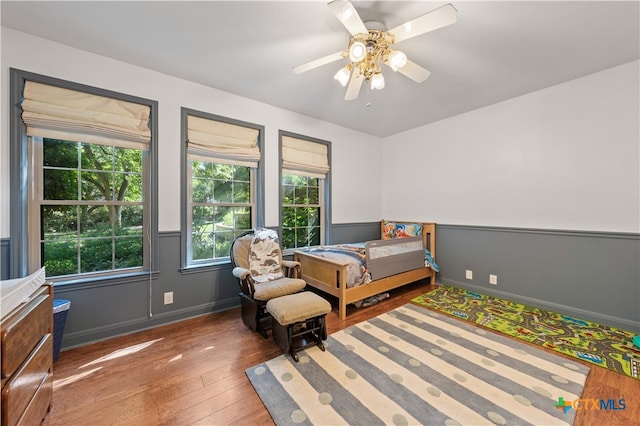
xmin=50 ymin=231 xmax=240 ymax=349
xmin=1 ymin=222 xmax=638 ymax=350
xmin=329 ymin=222 xmax=381 ymax=245
xmin=435 ymin=224 xmax=640 ymax=333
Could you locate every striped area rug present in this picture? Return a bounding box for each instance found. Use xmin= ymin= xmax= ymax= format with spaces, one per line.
xmin=246 ymin=304 xmax=589 ymax=426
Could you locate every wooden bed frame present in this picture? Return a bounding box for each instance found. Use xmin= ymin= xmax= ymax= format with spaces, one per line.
xmin=294 ymin=221 xmax=436 ymax=320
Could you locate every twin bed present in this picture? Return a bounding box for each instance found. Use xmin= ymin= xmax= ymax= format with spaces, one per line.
xmin=294 ymin=221 xmax=437 ymax=320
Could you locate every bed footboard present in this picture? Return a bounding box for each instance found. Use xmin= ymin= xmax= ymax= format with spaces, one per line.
xmin=293 ymin=250 xmax=351 ymax=319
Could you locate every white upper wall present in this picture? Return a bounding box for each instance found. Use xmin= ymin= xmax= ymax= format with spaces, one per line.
xmin=382 ymin=60 xmax=640 ymax=233
xmin=3 ymin=28 xmax=638 ymax=236
xmin=0 ymin=27 xmax=383 ymax=237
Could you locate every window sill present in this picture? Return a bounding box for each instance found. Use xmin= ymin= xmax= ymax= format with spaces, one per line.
xmin=51 ymin=270 xmax=159 ymax=290
xmin=179 ymin=260 xmax=231 ymax=275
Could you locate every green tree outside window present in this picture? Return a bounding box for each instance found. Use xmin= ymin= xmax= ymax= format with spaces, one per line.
xmin=189 ymin=161 xmax=252 ymax=262
xmin=40 ymin=138 xmax=144 ymax=277
xmin=281 ymin=173 xmax=321 ymax=249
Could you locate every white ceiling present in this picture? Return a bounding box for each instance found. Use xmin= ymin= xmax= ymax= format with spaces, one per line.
xmin=2 ymin=1 xmax=638 ymax=137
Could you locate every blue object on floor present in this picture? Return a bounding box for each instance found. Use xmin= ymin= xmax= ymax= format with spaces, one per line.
xmin=633 ymin=335 xmax=640 ymax=349
xmin=53 ymin=299 xmax=71 ymax=362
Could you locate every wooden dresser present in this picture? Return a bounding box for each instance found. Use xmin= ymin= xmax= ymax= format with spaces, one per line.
xmin=1 ymin=283 xmax=53 ymax=426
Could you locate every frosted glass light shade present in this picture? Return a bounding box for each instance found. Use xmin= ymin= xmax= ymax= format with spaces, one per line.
xmin=388 ymin=50 xmax=407 ymax=71
xmin=349 ymin=41 xmax=366 ymax=62
xmin=371 ymin=73 xmax=385 ymax=90
xmin=333 ymin=67 xmax=351 ymax=86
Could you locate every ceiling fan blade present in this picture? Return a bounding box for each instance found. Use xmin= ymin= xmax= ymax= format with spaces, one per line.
xmin=344 ymin=68 xmax=363 ymax=100
xmin=392 ymin=60 xmax=431 ymax=83
xmin=389 ymin=3 xmax=458 ymax=43
xmin=293 ymin=51 xmax=345 ymax=74
xmin=328 ymin=0 xmax=368 ymax=36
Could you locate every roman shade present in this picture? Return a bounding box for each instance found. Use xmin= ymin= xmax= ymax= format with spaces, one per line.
xmin=187 ymin=115 xmax=261 ymax=167
xmin=20 ymin=81 xmax=151 ymax=149
xmin=282 ymin=135 xmax=330 ymax=178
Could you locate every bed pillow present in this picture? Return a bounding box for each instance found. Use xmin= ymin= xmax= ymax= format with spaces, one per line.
xmin=382 ymin=221 xmax=422 ymax=240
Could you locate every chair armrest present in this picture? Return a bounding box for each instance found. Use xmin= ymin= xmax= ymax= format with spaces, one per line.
xmin=282 ymin=260 xmax=300 ymax=269
xmin=232 ymin=267 xmax=256 ymax=296
xmin=232 ymin=267 xmax=251 ymax=280
xmin=282 ymin=260 xmax=301 ymax=278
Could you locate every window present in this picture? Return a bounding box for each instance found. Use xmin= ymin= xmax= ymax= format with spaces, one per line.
xmin=182 ymin=109 xmax=263 ymax=266
xmin=10 ymin=69 xmax=157 ymax=280
xmin=188 ymin=162 xmax=253 ymax=262
xmin=282 ymin=174 xmax=322 ymax=248
xmin=33 ymin=139 xmax=145 ymax=277
xmin=279 ymin=132 xmax=331 ymax=250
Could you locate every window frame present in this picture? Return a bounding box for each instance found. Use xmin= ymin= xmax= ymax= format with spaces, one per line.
xmin=278 ymin=130 xmax=332 ymax=252
xmin=9 ymin=68 xmax=159 ymax=282
xmin=180 ymin=108 xmax=264 ymax=269
xmin=29 ymin=137 xmax=148 ymax=278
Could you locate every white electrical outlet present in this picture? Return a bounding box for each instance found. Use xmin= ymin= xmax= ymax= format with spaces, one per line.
xmin=164 ymin=292 xmax=174 ymax=304
xmin=465 ymin=270 xmax=473 ymax=280
xmin=489 ymin=274 xmax=498 ymax=285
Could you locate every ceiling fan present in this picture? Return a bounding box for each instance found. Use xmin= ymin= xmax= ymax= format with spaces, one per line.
xmin=293 ymin=0 xmax=458 ymax=100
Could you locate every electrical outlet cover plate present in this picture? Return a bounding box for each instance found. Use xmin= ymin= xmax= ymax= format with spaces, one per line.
xmin=465 ymin=270 xmax=473 ymax=280
xmin=489 ymin=274 xmax=498 ymax=285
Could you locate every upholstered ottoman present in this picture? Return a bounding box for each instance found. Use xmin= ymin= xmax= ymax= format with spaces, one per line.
xmin=266 ymin=292 xmax=332 ymax=361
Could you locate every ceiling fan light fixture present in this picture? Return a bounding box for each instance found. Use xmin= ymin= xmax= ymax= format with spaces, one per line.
xmin=388 ymin=50 xmax=408 ymax=71
xmin=294 ymin=1 xmax=457 ymax=101
xmin=371 ymin=73 xmax=385 ymax=90
xmin=334 ymin=66 xmax=351 ymax=86
xmin=349 ymin=41 xmax=367 ymax=62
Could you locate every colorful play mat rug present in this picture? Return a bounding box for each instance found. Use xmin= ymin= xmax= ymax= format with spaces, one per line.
xmin=412 ymin=285 xmax=640 ymax=380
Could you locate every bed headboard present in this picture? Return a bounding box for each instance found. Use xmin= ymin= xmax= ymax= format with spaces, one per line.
xmin=380 ymin=220 xmax=436 ymax=259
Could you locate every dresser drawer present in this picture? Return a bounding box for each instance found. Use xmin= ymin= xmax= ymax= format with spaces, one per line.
xmin=1 ymin=287 xmax=52 ymax=379
xmin=15 ymin=370 xmax=52 ymax=426
xmin=1 ymin=334 xmax=52 ymax=426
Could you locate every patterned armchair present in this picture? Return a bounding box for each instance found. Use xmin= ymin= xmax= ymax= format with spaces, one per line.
xmin=230 ymin=228 xmax=306 ymax=338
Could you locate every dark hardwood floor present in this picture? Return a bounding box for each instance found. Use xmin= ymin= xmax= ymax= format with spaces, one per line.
xmin=44 ymin=282 xmax=639 ymax=425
